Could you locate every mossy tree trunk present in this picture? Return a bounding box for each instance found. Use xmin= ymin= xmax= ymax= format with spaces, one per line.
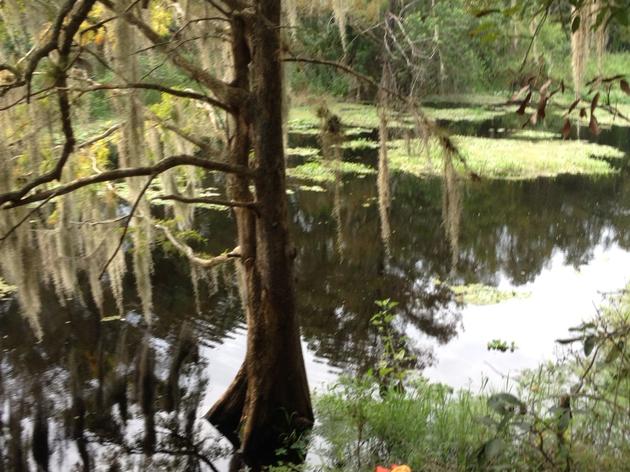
xmin=206 ymin=1 xmax=313 ymax=469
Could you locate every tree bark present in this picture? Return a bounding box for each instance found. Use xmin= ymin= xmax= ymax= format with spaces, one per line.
xmin=206 ymin=1 xmax=314 ymax=469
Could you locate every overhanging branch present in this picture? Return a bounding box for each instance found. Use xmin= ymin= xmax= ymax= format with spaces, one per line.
xmin=153 ymin=194 xmax=259 ymax=212
xmin=156 ymin=224 xmax=240 ymax=269
xmin=1 ymin=154 xmax=255 ymax=208
xmin=99 ymin=0 xmax=247 ymax=111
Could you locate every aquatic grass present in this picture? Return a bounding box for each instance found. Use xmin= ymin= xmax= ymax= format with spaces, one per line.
xmin=289 ymin=103 xmax=409 ymax=130
xmin=423 ymin=94 xmax=508 ymax=107
xmin=314 ymin=377 xmax=491 ymax=472
xmin=508 ymin=129 xmax=562 ymax=140
xmin=297 ymin=184 xmax=327 ymax=192
xmin=289 ymin=102 xmax=512 ymax=131
xmin=287 ymin=160 xmax=375 ymax=183
xmin=388 ymin=136 xmax=625 ymax=180
xmin=287 ymin=147 xmax=321 ymax=158
xmin=315 ymin=287 xmax=630 ymax=472
xmin=342 ymin=139 xmax=380 ymax=150
xmin=447 ymin=283 xmax=531 ymax=305
xmin=422 ymin=106 xmax=510 ymax=122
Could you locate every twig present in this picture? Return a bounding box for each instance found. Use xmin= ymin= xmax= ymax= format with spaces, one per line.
xmin=99 ymin=174 xmax=156 ymax=279
xmin=1 ymin=153 xmax=254 ymax=208
xmin=0 ymin=190 xmax=60 ymax=243
xmin=518 ymin=6 xmax=549 ymax=74
xmin=76 ymin=123 xmax=122 ymax=150
xmin=155 ymin=224 xmax=239 ymax=268
xmin=153 ymin=194 xmax=259 ymax=212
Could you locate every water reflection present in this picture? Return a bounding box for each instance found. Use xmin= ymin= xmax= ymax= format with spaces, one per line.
xmin=1 ymin=110 xmax=629 ymax=469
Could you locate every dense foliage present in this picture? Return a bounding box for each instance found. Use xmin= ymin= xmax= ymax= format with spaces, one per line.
xmin=314 ymin=291 xmax=630 ymax=471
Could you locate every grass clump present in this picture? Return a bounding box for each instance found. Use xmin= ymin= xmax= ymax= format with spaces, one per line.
xmin=389 ymin=136 xmax=625 ymax=180
xmin=288 ymin=147 xmax=321 ymax=157
xmin=449 ymin=283 xmax=531 ymax=305
xmin=315 ymin=378 xmax=488 ymax=472
xmin=423 ymin=106 xmax=509 ymax=122
xmin=287 ymin=160 xmax=375 ymax=183
xmin=313 ymin=290 xmax=630 ymax=472
xmin=289 ymin=103 xmax=410 ymax=130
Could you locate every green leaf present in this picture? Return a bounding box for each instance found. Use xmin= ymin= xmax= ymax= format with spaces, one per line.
xmin=483 ymin=438 xmax=505 ymax=462
xmin=557 ymin=410 xmax=571 ymax=432
xmin=605 ymin=343 xmax=622 ymax=364
xmin=583 ymin=335 xmax=597 ymax=356
xmin=488 ymin=393 xmax=523 ymax=416
xmin=479 ymin=415 xmax=496 ymax=428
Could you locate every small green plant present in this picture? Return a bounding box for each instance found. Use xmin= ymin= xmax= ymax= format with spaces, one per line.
xmin=370 ymin=299 xmax=417 ymax=390
xmin=314 ymin=289 xmax=630 ymax=471
xmin=487 ymin=339 xmax=517 ymax=352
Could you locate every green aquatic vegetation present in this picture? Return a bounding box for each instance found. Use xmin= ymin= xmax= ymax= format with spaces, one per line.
xmin=297 ymin=184 xmax=327 ymax=192
xmin=342 ymin=139 xmax=380 ymax=150
xmin=576 ymin=104 xmax=630 ymax=127
xmin=287 ymin=147 xmax=320 ymax=157
xmin=287 ymin=160 xmax=376 ymax=183
xmin=449 ymin=283 xmax=531 ymax=305
xmin=423 ymin=94 xmax=508 ymax=106
xmin=0 ymin=277 xmax=16 ymax=299
xmin=423 ymin=106 xmax=509 ymax=122
xmin=389 ymin=136 xmax=625 ymax=180
xmin=315 ymin=289 xmax=630 ymax=472
xmin=289 ymin=103 xmax=409 ymax=130
xmin=315 ymin=377 xmax=490 ymax=472
xmin=508 ymin=129 xmax=561 ymax=140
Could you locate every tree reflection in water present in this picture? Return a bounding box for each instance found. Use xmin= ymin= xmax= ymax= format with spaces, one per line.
xmin=1 ymin=121 xmax=629 ymax=469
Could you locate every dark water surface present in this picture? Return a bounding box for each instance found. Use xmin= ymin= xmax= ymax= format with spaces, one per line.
xmin=1 ymin=111 xmax=629 ymax=469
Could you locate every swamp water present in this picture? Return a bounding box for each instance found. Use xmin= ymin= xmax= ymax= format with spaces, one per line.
xmin=0 ymin=106 xmax=629 ymax=469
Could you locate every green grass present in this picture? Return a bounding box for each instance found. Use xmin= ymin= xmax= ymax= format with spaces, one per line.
xmin=422 ymin=106 xmax=510 ymax=122
xmin=289 ymin=103 xmax=409 ymax=129
xmin=448 ymin=283 xmax=531 ymax=305
xmin=315 ymin=378 xmax=489 ymax=472
xmin=508 ymin=129 xmax=562 ymax=140
xmin=287 ymin=160 xmax=376 ymax=183
xmin=288 ymin=147 xmax=321 ymax=157
xmin=388 ymin=136 xmax=625 ymax=180
xmin=314 ymin=286 xmax=630 ymax=472
xmin=554 ymin=52 xmax=630 ymax=106
xmin=423 ymin=94 xmax=509 ymax=106
xmin=289 ymin=101 xmax=512 ymax=131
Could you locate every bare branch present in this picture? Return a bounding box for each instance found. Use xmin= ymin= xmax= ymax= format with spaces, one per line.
xmin=0 ymin=191 xmax=60 ymax=243
xmin=1 ymin=154 xmax=255 ymax=208
xmin=143 ymin=106 xmax=210 ymax=150
xmin=153 ymin=194 xmax=259 ymax=212
xmin=69 ymin=82 xmax=230 ymax=111
xmin=99 ymin=174 xmax=155 ymax=279
xmin=99 ymin=0 xmax=247 ymax=111
xmin=156 ymin=224 xmax=239 ymax=269
xmin=76 ymin=123 xmax=122 ymax=150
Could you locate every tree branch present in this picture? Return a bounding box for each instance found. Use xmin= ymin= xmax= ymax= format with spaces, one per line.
xmin=153 ymin=194 xmax=259 ymax=212
xmin=69 ymin=81 xmax=231 ymax=111
xmin=0 ymin=154 xmax=255 ymax=208
xmin=99 ymin=0 xmax=247 ymax=111
xmin=76 ymin=123 xmax=122 ymax=150
xmin=99 ymin=174 xmax=155 ymax=279
xmin=155 ymin=224 xmax=239 ymax=269
xmin=284 ymin=55 xmax=472 ymax=173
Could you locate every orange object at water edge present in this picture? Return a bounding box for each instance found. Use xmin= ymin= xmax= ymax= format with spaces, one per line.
xmin=375 ymin=465 xmax=412 ymax=472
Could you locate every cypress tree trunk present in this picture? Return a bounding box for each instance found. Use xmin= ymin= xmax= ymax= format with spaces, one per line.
xmin=206 ymin=1 xmax=314 ymax=469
